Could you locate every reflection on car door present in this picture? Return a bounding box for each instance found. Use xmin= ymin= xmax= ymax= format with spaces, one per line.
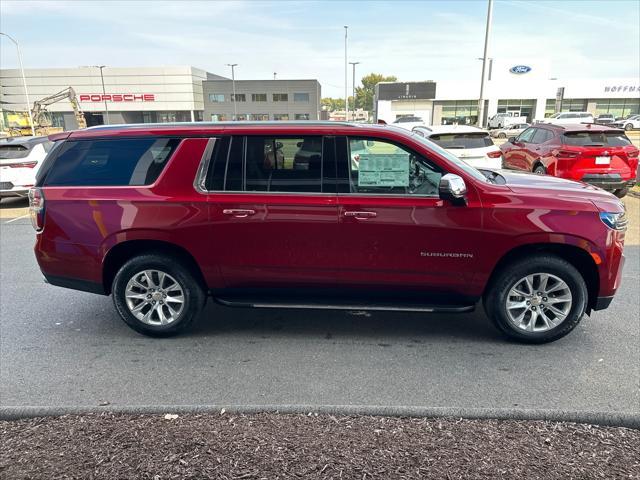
xmin=205 ymin=135 xmax=341 ymax=289
xmin=506 ymin=127 xmax=536 ymax=171
xmin=334 ymin=136 xmax=482 ymax=303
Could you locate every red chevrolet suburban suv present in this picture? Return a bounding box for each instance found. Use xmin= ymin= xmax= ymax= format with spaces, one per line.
xmin=30 ymin=122 xmax=627 ymax=343
xmin=500 ymin=123 xmax=638 ymax=198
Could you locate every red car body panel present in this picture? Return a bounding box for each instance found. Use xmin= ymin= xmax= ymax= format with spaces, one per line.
xmin=34 ymin=123 xmax=626 ymax=310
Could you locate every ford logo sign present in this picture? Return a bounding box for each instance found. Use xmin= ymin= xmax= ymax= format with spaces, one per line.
xmin=510 ymin=65 xmax=532 ymax=74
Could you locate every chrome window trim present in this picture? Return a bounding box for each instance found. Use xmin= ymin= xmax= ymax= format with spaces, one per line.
xmin=193 ymin=137 xmax=217 ymax=194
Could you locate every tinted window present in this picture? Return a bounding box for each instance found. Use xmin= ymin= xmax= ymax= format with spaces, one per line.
xmin=347 ymin=137 xmax=442 ymax=196
xmin=563 ymin=132 xmax=632 ymax=147
xmin=44 ymin=138 xmax=180 ymax=186
xmin=531 ymin=129 xmax=553 ymax=144
xmin=225 ymin=136 xmax=244 ymax=191
xmin=205 ymin=137 xmax=231 ymax=191
xmin=428 ymin=132 xmax=493 ymax=149
xmin=0 ymin=144 xmax=30 ymax=159
xmin=244 ymin=137 xmax=322 ymax=193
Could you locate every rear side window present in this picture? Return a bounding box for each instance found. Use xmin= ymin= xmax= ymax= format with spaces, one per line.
xmin=244 ymin=136 xmax=322 ymax=193
xmin=563 ymin=132 xmax=632 ymax=147
xmin=44 ymin=138 xmax=180 ymax=186
xmin=428 ymin=133 xmax=493 ymax=149
xmin=531 ymin=129 xmax=553 ymax=144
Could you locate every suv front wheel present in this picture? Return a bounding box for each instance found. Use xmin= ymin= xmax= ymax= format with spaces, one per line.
xmin=484 ymin=255 xmax=588 ymax=343
xmin=112 ymin=253 xmax=206 ymax=336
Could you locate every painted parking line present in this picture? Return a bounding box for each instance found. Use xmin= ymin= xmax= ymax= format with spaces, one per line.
xmin=4 ymin=214 xmax=30 ymax=224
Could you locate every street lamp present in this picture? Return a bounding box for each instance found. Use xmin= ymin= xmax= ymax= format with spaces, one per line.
xmin=477 ymin=0 xmax=494 ymax=127
xmin=226 ymin=63 xmax=238 ymax=120
xmin=91 ymin=65 xmax=109 ymax=125
xmin=0 ymin=32 xmax=35 ymax=136
xmin=349 ymin=61 xmax=360 ymax=121
xmin=343 ymin=26 xmax=348 ymax=121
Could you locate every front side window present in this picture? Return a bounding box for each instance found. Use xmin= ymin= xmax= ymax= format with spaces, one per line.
xmin=44 ymin=138 xmax=180 ymax=187
xmin=244 ymin=137 xmax=322 ymax=192
xmin=273 ymin=93 xmax=288 ymax=102
xmin=347 ymin=137 xmax=442 ymax=196
xmin=294 ymin=93 xmax=309 ymax=102
xmin=517 ymin=128 xmax=536 ymax=143
xmin=209 ymin=94 xmax=225 ymax=103
xmin=252 ymin=94 xmax=267 ymax=102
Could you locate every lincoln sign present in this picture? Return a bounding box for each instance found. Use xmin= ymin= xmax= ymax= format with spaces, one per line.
xmin=79 ymin=94 xmax=155 ymax=102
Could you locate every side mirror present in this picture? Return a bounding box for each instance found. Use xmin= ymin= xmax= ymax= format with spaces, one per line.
xmin=507 ymin=136 xmax=516 ymax=143
xmin=439 ymin=174 xmax=467 ymax=206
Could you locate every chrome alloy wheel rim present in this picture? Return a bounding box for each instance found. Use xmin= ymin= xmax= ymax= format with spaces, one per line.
xmin=125 ymin=270 xmax=185 ymax=326
xmin=505 ymin=273 xmax=572 ymax=333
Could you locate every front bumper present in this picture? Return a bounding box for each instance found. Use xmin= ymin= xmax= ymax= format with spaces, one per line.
xmin=580 ymin=174 xmax=635 ymax=192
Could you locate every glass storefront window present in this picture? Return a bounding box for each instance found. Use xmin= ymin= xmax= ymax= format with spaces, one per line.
xmin=273 ymin=113 xmax=289 ymax=120
xmin=211 ymin=114 xmax=229 ymax=122
xmin=248 ymin=114 xmax=269 ymax=121
xmin=440 ymin=100 xmax=478 ymax=125
xmin=594 ymin=98 xmax=640 ymax=119
xmin=497 ymin=99 xmax=535 ymax=122
xmin=295 ymin=113 xmax=310 ymax=120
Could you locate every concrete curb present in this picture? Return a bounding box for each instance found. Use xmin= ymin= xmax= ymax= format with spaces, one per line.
xmin=1 ymin=404 xmax=638 ymax=429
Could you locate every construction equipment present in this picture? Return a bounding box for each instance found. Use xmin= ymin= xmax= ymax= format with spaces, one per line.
xmin=5 ymin=87 xmax=87 ymax=136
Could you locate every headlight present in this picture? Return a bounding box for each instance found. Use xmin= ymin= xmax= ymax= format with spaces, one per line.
xmin=600 ymin=211 xmax=627 ymax=231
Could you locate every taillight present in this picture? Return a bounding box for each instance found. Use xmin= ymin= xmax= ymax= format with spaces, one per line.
xmin=7 ymin=161 xmax=38 ymax=168
xmin=28 ymin=187 xmax=45 ymax=232
xmin=557 ymin=149 xmax=581 ymax=159
xmin=487 ymin=150 xmax=502 ymax=159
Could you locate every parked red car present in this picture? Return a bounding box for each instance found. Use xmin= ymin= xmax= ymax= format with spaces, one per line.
xmin=30 ymin=122 xmax=627 ymax=343
xmin=500 ymin=123 xmax=638 ymax=198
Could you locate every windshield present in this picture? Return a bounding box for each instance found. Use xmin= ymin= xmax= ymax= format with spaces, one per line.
xmin=428 ymin=132 xmax=493 ymax=149
xmin=549 ymin=113 xmax=561 ymax=118
xmin=563 ymin=131 xmax=631 ymax=147
xmin=411 ymin=132 xmax=488 ymax=183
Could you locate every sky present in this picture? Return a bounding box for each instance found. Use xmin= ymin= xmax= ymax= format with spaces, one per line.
xmin=1 ymin=0 xmax=638 ymax=97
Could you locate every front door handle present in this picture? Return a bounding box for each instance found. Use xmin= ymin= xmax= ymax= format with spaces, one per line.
xmin=223 ymin=209 xmax=256 ymax=218
xmin=343 ymin=210 xmax=377 ymax=219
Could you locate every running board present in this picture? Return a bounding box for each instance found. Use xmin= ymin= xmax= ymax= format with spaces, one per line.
xmin=214 ymin=297 xmax=475 ymax=313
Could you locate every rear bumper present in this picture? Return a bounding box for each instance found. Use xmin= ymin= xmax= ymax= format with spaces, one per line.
xmin=44 ymin=274 xmax=106 ymax=295
xmin=580 ymin=174 xmax=635 ymax=191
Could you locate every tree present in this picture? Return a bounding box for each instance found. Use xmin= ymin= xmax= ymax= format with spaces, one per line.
xmin=321 ymin=97 xmax=354 ymax=112
xmin=355 ymin=73 xmax=397 ymax=111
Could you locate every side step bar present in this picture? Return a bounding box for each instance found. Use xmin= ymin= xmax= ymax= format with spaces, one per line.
xmin=214 ymin=297 xmax=475 ymax=314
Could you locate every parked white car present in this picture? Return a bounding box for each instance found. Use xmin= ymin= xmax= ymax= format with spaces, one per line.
xmin=392 ymin=116 xmax=426 ymax=131
xmin=490 ymin=123 xmax=530 ymax=139
xmin=611 ymin=114 xmax=640 ymax=131
xmin=0 ymin=136 xmax=53 ymax=200
xmin=542 ymin=112 xmax=594 ymax=125
xmin=412 ymin=125 xmax=502 ymax=169
xmin=488 ymin=113 xmax=527 ymax=129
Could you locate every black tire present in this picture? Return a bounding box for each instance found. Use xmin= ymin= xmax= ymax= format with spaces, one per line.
xmin=613 ymin=187 xmax=629 ymax=198
xmin=112 ymin=253 xmax=206 ymax=337
xmin=625 ymin=123 xmax=633 ymax=131
xmin=533 ymin=164 xmax=546 ymax=175
xmin=497 ymin=123 xmax=503 ymax=129
xmin=498 ymin=132 xmax=507 ymax=139
xmin=484 ymin=255 xmax=588 ymax=344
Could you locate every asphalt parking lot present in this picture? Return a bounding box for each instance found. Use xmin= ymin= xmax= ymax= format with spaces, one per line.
xmin=0 ymin=196 xmax=638 ymax=415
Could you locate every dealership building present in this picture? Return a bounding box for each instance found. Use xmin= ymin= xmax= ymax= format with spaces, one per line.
xmin=375 ymin=59 xmax=640 ymax=126
xmin=0 ymin=66 xmax=227 ymax=130
xmin=202 ymin=79 xmax=322 ymax=121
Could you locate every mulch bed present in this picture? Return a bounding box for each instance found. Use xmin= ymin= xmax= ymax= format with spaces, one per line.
xmin=1 ymin=412 xmax=639 ymax=479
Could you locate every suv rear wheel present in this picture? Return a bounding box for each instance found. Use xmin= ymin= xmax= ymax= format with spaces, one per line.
xmin=484 ymin=255 xmax=588 ymax=343
xmin=112 ymin=254 xmax=206 ymax=336
xmin=614 ymin=187 xmax=629 ymax=198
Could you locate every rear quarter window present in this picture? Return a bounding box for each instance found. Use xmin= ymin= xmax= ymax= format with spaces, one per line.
xmin=43 ymin=137 xmax=181 ymax=186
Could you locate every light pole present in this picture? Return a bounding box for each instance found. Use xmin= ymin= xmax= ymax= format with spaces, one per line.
xmin=0 ymin=32 xmax=35 ymax=136
xmin=349 ymin=61 xmax=360 ymax=121
xmin=477 ymin=0 xmax=493 ymax=128
xmin=344 ymin=26 xmax=348 ymax=121
xmin=226 ymin=63 xmax=238 ymax=120
xmin=92 ymin=65 xmax=109 ymax=125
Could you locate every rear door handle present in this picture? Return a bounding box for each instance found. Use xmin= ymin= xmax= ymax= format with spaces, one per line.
xmin=223 ymin=209 xmax=256 ymax=218
xmin=343 ymin=210 xmax=377 ymax=219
